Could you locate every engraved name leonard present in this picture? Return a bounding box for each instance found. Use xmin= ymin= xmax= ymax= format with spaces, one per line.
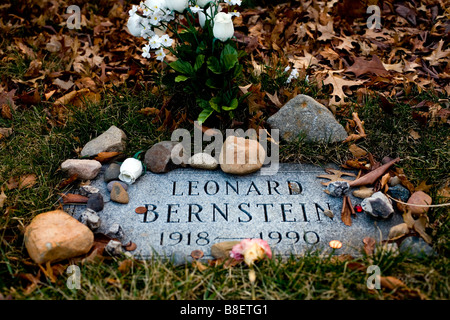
xmin=138 ymin=179 xmax=335 ymax=248
xmin=140 ymin=179 xmax=332 ymax=224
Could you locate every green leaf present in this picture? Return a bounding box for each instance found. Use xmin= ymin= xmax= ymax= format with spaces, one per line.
xmin=194 ymin=55 xmax=205 ymax=72
xmin=196 ymin=41 xmax=207 ymax=54
xmin=238 ymin=92 xmax=252 ymax=103
xmin=169 ymin=60 xmax=194 ymax=75
xmin=220 ymin=44 xmax=238 ymax=71
xmin=233 ymin=63 xmax=244 ymax=78
xmin=205 ymin=78 xmax=219 ymax=89
xmin=196 ymin=98 xmax=210 ymax=110
xmin=175 ymin=75 xmax=189 ymax=82
xmin=209 ymin=97 xmax=221 ymax=112
xmin=222 ymin=98 xmax=238 ymax=111
xmin=207 ymin=56 xmax=222 ymax=74
xmin=197 ymin=107 xmax=214 ymax=124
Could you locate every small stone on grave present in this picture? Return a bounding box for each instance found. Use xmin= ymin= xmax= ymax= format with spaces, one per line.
xmin=87 ymin=192 xmax=104 ymax=212
xmin=104 ymin=163 xmax=121 ymax=182
xmin=81 ymin=125 xmax=127 ymax=158
xmin=61 ymin=159 xmax=101 ymax=180
xmin=110 ymin=182 xmax=129 ymax=204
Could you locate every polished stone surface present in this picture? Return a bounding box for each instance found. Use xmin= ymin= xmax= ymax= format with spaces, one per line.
xmin=64 ymin=164 xmax=403 ymax=261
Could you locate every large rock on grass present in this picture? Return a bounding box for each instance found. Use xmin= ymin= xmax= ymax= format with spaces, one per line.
xmin=24 ymin=210 xmax=94 ymax=264
xmin=81 ymin=125 xmax=127 ymax=157
xmin=61 ymin=159 xmax=101 ymax=180
xmin=267 ymin=94 xmax=348 ymax=143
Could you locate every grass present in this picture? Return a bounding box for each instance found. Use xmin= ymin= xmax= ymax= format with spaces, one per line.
xmin=5 ymin=250 xmax=449 ymax=300
xmin=0 ymin=81 xmax=449 ymax=300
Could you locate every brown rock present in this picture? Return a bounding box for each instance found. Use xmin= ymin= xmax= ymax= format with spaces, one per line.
xmin=80 ymin=125 xmax=127 ymax=158
xmin=219 ymin=136 xmax=266 ymax=175
xmin=61 ymin=159 xmax=101 ymax=180
xmin=407 ymin=191 xmax=432 ymax=216
xmin=144 ymin=141 xmax=188 ymax=173
xmin=24 ymin=210 xmax=94 ymax=264
xmin=110 ymin=182 xmax=129 ymax=204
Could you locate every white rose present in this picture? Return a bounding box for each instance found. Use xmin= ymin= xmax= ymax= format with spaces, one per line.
xmin=166 ymin=0 xmax=189 ymax=13
xmin=127 ymin=14 xmax=144 ymax=37
xmin=119 ymin=158 xmax=143 ymax=184
xmin=213 ymin=12 xmax=234 ymax=42
xmin=198 ymin=4 xmax=221 ymax=28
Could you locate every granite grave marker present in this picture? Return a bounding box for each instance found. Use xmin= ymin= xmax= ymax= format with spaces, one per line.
xmin=64 ymin=164 xmax=403 ymax=261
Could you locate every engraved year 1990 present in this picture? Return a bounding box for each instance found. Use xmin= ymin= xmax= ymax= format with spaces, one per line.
xmin=158 ymin=230 xmax=320 ymax=246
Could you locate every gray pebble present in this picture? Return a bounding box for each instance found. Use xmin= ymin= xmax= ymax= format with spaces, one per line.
xmin=107 ymin=180 xmax=128 ymax=192
xmin=87 ymin=192 xmax=104 ymax=212
xmin=106 ymin=223 xmax=125 ymax=241
xmin=79 ymin=208 xmax=101 ymax=230
xmin=105 ymin=240 xmax=123 ymax=256
xmin=327 ymin=181 xmax=350 ymax=197
xmin=79 ymin=185 xmax=100 ymax=196
xmin=104 ymin=163 xmax=121 ymax=183
xmin=361 ymin=191 xmax=394 ymax=219
xmin=387 ymin=184 xmax=410 ymax=203
xmin=399 ymin=236 xmax=437 ymax=259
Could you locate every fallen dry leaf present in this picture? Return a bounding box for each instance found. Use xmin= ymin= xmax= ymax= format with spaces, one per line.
xmin=346 ymin=55 xmax=389 ymax=78
xmin=341 ymin=195 xmax=352 ymax=226
xmin=18 ymin=174 xmax=37 ymax=189
xmin=0 ymin=127 xmax=13 ymax=140
xmin=380 ymin=276 xmax=426 ymax=299
xmin=343 ymin=113 xmax=367 ymax=143
xmin=1 ymin=104 xmax=12 ymax=119
xmin=6 ymin=174 xmax=37 ymax=190
xmin=413 ymin=215 xmax=432 ymax=244
xmin=349 ymin=158 xmax=400 ymax=187
xmin=409 ymin=129 xmax=421 ymax=140
xmin=94 ymin=151 xmax=122 ymax=163
xmin=192 ymin=260 xmax=209 ymax=272
xmin=54 ymin=88 xmax=90 ymax=106
xmin=61 ymin=193 xmax=89 ymax=204
xmin=0 ymin=187 xmax=7 ymax=209
xmin=415 ymin=180 xmax=433 ymax=193
xmin=388 ymin=223 xmax=410 ymax=240
xmin=380 ymin=276 xmax=406 ymax=291
xmin=403 ymin=210 xmax=416 ymax=229
xmin=424 ymin=40 xmax=450 ymax=67
xmin=57 ymin=174 xmax=79 ymax=189
xmin=266 ymin=91 xmax=282 ymax=108
xmin=363 ymin=237 xmax=376 ymax=256
xmin=380 ymin=173 xmax=391 ymax=192
xmin=118 ymin=259 xmax=134 ymax=274
xmin=322 ymin=70 xmax=364 ymax=106
xmin=317 ymin=168 xmax=356 ymax=186
xmin=349 ymin=144 xmax=367 ymax=158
